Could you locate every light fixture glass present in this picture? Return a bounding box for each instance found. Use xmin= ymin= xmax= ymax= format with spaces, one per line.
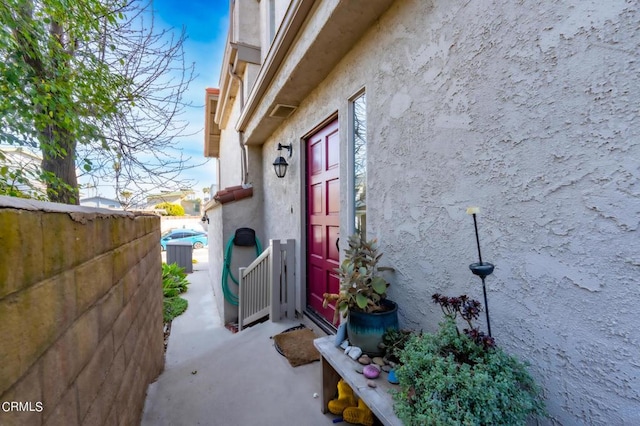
xmin=273 ymin=155 xmax=288 ymax=178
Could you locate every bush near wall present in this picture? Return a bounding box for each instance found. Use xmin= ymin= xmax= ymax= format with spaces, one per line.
xmin=162 ymin=262 xmax=189 ymax=323
xmin=155 ymin=202 xmax=184 ymax=216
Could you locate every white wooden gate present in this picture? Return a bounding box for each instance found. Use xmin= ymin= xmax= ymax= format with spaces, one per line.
xmin=238 ymin=239 xmax=295 ymax=331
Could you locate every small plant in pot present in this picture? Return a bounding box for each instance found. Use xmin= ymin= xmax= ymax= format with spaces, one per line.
xmin=323 ymin=233 xmax=398 ymax=355
xmin=393 ymin=294 xmax=546 ymax=425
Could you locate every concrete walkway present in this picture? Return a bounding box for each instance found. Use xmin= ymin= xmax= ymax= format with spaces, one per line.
xmin=141 ymin=249 xmax=338 ymax=426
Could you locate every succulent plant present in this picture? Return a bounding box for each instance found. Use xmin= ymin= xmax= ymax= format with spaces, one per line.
xmin=323 ymin=233 xmax=390 ymax=323
xmin=393 ymin=295 xmax=546 ymax=425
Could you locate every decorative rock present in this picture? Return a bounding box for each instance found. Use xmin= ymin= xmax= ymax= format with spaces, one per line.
xmin=388 ymin=369 xmax=399 ymax=385
xmin=363 ymin=364 xmax=380 ymax=379
xmin=344 ymin=345 xmax=352 ymax=355
xmin=348 ymin=346 xmax=363 ymax=360
xmin=355 ymin=366 xmax=364 ymax=374
xmin=388 ymin=361 xmax=397 ymax=368
xmin=367 ymin=380 xmax=377 ymax=388
xmin=358 ymin=355 xmax=371 ymax=365
xmin=381 ymin=365 xmax=391 ymax=373
xmin=372 ymin=357 xmax=385 ymax=366
xmin=340 ymin=340 xmax=350 ymax=350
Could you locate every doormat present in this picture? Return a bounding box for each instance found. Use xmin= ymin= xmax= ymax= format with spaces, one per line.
xmin=272 ymin=326 xmax=321 ymax=367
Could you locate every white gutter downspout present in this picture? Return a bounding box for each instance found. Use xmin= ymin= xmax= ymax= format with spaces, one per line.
xmin=228 ymin=63 xmax=249 ymax=186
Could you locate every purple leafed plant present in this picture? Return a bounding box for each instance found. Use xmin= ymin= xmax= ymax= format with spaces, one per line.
xmin=432 ymin=293 xmax=495 ymax=350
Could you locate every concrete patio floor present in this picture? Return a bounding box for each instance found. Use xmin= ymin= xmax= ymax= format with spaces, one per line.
xmin=141 ymin=249 xmax=339 ymax=426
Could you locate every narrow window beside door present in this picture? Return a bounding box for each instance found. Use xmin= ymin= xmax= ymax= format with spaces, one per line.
xmin=352 ymin=93 xmax=367 ymax=239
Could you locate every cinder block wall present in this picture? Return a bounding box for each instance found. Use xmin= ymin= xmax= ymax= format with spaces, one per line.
xmin=0 ymin=196 xmax=164 ymax=426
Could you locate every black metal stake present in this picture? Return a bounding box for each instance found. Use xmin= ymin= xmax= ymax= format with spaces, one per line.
xmin=480 ymin=276 xmax=492 ymax=337
xmin=469 ymin=212 xmax=493 ymax=337
xmin=472 ymin=213 xmax=483 ymax=265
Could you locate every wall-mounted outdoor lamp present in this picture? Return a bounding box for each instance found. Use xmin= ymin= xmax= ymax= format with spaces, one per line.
xmin=273 ymin=143 xmax=293 ymax=178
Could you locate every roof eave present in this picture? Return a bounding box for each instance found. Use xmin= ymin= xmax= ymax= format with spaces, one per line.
xmin=204 ymin=88 xmax=221 ymax=158
xmin=237 ymin=0 xmax=396 ymax=145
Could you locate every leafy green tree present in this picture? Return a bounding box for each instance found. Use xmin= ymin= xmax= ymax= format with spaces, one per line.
xmin=0 ymin=0 xmax=196 ymax=204
xmin=155 ymin=202 xmax=184 ymax=216
xmin=119 ymin=189 xmax=133 ymax=210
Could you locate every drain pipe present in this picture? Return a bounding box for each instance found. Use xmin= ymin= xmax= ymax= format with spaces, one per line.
xmin=228 ymin=63 xmax=249 ymax=186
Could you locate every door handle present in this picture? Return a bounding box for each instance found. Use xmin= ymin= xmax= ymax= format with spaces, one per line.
xmin=336 ymin=237 xmax=340 ymax=253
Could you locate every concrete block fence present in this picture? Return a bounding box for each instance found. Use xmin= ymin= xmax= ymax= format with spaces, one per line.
xmin=0 ymin=196 xmax=164 ymax=425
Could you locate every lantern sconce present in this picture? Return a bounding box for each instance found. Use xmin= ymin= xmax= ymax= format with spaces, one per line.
xmin=273 ymin=143 xmax=293 ymax=178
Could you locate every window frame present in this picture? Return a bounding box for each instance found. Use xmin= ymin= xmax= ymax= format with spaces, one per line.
xmin=347 ymin=88 xmax=367 ymax=239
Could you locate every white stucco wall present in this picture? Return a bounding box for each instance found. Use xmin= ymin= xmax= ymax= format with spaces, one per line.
xmin=259 ymin=0 xmax=292 ymax=61
xmin=218 ymin=98 xmax=245 ymax=189
xmin=233 ymin=0 xmax=260 ymax=47
xmin=205 ymin=198 xmax=266 ymax=325
xmin=204 ymin=143 xmax=265 ymax=325
xmin=256 ymin=0 xmax=639 ymax=424
xmin=206 ymin=205 xmax=225 ymax=321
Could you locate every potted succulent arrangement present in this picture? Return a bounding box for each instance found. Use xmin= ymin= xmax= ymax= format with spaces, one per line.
xmin=393 ymin=294 xmax=546 ymax=425
xmin=323 ymin=233 xmax=398 ymax=355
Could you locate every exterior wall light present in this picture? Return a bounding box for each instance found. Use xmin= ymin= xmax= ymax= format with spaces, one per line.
xmin=273 ymin=143 xmax=292 ymax=178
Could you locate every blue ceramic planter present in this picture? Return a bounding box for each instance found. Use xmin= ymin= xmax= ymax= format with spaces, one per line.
xmin=347 ymin=299 xmax=398 ymax=356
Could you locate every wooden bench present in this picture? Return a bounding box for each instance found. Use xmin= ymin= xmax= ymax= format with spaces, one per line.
xmin=313 ymin=335 xmax=403 ymax=426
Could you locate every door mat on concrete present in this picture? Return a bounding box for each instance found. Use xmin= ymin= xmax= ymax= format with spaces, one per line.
xmin=272 ymin=326 xmax=321 ymax=367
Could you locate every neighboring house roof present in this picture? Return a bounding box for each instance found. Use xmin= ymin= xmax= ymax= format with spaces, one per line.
xmin=0 ymin=145 xmax=46 ymax=196
xmin=80 ymin=196 xmax=123 ymax=209
xmin=146 ymin=190 xmax=194 ymax=206
xmin=1 ymin=146 xmax=41 ymax=162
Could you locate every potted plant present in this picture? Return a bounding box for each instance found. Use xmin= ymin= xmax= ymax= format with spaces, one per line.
xmin=393 ymin=294 xmax=546 ymax=425
xmin=323 ymin=233 xmax=398 ymax=355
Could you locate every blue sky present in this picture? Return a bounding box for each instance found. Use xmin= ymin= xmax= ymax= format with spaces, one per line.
xmin=84 ymin=0 xmax=229 ymax=200
xmin=150 ymin=0 xmax=229 ymax=193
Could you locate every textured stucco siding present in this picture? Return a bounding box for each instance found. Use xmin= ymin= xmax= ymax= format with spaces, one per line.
xmin=259 ymin=0 xmax=292 ymax=62
xmin=205 ymin=142 xmax=265 ymax=324
xmin=370 ymin=2 xmax=639 ymax=424
xmin=257 ymin=0 xmax=639 ymax=424
xmin=205 ymin=205 xmax=225 ymax=323
xmin=218 ymin=99 xmax=245 ymax=189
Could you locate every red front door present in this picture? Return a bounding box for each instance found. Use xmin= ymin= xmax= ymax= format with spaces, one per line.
xmin=306 ymin=119 xmax=340 ymax=324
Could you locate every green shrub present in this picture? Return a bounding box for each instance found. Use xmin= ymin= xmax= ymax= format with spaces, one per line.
xmin=381 ymin=328 xmax=414 ymax=364
xmin=163 ymin=297 xmax=188 ymax=323
xmin=155 ymin=202 xmax=185 ymax=216
xmin=162 ymin=263 xmax=189 ymax=295
xmin=393 ymin=295 xmax=545 ymax=426
xmin=162 ymin=263 xmax=189 ymax=322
